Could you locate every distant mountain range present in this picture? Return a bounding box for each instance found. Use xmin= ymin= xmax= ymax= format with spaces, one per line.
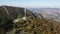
xmin=27 ymin=8 xmax=60 ymax=22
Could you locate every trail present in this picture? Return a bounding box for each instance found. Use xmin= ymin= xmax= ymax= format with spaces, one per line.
xmin=1 ymin=6 xmax=10 ymax=15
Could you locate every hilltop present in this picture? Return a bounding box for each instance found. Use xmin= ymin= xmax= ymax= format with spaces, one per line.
xmin=0 ymin=6 xmax=60 ymax=34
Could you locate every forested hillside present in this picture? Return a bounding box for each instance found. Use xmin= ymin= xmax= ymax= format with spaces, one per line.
xmin=0 ymin=6 xmax=60 ymax=34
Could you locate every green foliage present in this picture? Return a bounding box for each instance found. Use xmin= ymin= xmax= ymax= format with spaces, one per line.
xmin=0 ymin=11 xmax=15 ymax=34
xmin=14 ymin=16 xmax=60 ymax=34
xmin=17 ymin=15 xmax=22 ymax=19
xmin=0 ymin=14 xmax=60 ymax=34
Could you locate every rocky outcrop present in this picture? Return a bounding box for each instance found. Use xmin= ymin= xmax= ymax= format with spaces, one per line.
xmin=0 ymin=5 xmax=36 ymax=34
xmin=0 ymin=5 xmax=35 ymax=19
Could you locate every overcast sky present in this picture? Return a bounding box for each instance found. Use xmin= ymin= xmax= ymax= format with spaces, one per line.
xmin=0 ymin=0 xmax=60 ymax=8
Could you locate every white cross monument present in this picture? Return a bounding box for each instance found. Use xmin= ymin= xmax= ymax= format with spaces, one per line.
xmin=22 ymin=8 xmax=27 ymax=20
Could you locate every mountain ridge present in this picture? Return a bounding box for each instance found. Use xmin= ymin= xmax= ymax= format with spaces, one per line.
xmin=27 ymin=8 xmax=60 ymax=22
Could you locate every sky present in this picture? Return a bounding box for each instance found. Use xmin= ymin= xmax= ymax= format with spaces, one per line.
xmin=0 ymin=0 xmax=60 ymax=8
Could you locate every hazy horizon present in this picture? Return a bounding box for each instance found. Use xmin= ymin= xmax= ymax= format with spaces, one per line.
xmin=0 ymin=0 xmax=60 ymax=8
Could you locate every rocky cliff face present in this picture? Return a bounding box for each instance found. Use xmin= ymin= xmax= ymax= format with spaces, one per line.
xmin=0 ymin=5 xmax=35 ymax=19
xmin=0 ymin=5 xmax=36 ymax=33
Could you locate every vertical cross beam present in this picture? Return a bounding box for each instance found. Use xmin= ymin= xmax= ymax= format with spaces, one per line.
xmin=24 ymin=8 xmax=26 ymax=17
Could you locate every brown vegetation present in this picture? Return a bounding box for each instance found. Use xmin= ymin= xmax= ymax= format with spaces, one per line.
xmin=14 ymin=16 xmax=60 ymax=34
